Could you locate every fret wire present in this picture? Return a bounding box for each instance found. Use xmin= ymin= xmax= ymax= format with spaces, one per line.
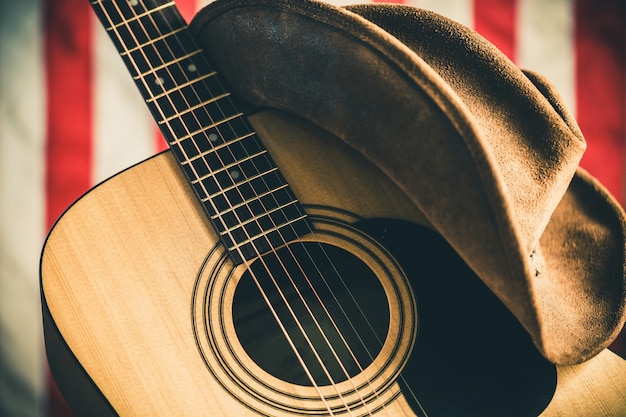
xmin=218 ymin=201 xmax=301 ymax=235
xmin=205 ymin=183 xmax=290 ymax=214
xmin=93 ymin=0 xmax=207 ymax=193
xmin=182 ymin=132 xmax=257 ymax=164
xmin=89 ymin=8 xmax=368 ymax=405
xmin=92 ymin=2 xmax=247 ymax=251
xmin=187 ymin=149 xmax=270 ymax=184
xmin=97 ymin=7 xmax=349 ymax=403
xmin=192 ymin=154 xmax=266 ymax=188
xmin=150 ymin=72 xmax=217 ymax=102
xmin=194 ymin=169 xmax=284 ymax=214
xmin=138 ymin=50 xmax=203 ymax=82
xmin=158 ymin=101 xmax=239 ymax=134
xmin=197 ymin=168 xmax=289 ymax=208
xmin=158 ymin=92 xmax=231 ymax=124
xmin=192 ymin=166 xmax=279 ymax=188
xmin=97 ymin=1 xmax=242 ymax=248
xmin=171 ymin=126 xmax=253 ymax=157
xmin=123 ymin=4 xmax=263 ymax=254
xmin=166 ymin=113 xmax=245 ymax=146
xmin=92 ymin=0 xmax=312 ymax=262
xmin=119 ymin=26 xmax=187 ymax=56
xmin=114 ymin=5 xmax=268 ymax=236
xmin=145 ymin=73 xmax=226 ymax=121
xmin=106 ymin=2 xmax=174 ymax=30
xmin=226 ymin=216 xmax=309 ymax=251
xmin=93 ymin=0 xmax=176 ymax=118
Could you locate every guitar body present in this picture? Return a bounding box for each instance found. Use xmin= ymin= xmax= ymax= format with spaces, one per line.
xmin=41 ymin=1 xmax=626 ymax=415
xmin=42 ymin=110 xmax=626 ymax=416
xmin=41 ymin=109 xmax=421 ymax=415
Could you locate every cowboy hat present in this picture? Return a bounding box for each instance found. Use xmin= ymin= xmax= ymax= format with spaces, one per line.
xmin=190 ymin=0 xmax=626 ymax=365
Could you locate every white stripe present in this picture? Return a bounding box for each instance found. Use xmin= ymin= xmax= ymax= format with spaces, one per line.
xmin=409 ymin=0 xmax=474 ymax=28
xmin=198 ymin=0 xmax=216 ymax=8
xmin=517 ymin=0 xmax=576 ymax=114
xmin=0 ymin=1 xmax=45 ymax=416
xmin=93 ymin=21 xmax=158 ymax=184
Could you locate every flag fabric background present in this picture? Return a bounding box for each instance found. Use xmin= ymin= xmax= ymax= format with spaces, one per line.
xmin=1 ymin=0 xmax=624 ymax=415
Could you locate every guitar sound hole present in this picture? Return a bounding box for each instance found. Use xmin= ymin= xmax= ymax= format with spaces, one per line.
xmin=233 ymin=241 xmax=390 ymax=387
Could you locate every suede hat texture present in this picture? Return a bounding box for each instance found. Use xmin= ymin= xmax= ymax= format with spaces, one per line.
xmin=190 ymin=0 xmax=626 ymax=365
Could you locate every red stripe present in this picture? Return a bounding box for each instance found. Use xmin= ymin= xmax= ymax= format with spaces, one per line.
xmin=46 ymin=367 xmax=74 ymax=417
xmin=575 ymin=0 xmax=625 ymax=204
xmin=473 ymin=0 xmax=517 ymax=62
xmin=45 ymin=0 xmax=94 ymax=229
xmin=44 ymin=0 xmax=94 ymax=415
xmin=576 ymin=0 xmax=626 ymax=357
xmin=177 ymin=0 xmax=199 ymax=22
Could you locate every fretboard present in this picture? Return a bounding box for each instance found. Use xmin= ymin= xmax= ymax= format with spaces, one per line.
xmin=90 ymin=0 xmax=312 ymax=264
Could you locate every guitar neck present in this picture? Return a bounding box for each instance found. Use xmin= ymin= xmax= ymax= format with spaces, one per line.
xmin=89 ymin=0 xmax=312 ymax=263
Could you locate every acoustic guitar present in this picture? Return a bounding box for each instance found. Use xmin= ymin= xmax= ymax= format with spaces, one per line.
xmin=40 ymin=0 xmax=626 ymax=416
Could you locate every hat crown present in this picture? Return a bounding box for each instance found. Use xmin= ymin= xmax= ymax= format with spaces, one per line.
xmin=191 ymin=0 xmax=626 ymax=365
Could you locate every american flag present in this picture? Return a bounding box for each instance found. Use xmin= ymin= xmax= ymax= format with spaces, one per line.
xmin=1 ymin=0 xmax=624 ymax=415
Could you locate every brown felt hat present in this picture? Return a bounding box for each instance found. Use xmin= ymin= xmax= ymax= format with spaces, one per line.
xmin=191 ymin=0 xmax=626 ymax=365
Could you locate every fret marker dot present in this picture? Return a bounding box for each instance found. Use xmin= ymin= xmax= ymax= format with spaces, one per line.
xmin=230 ymin=170 xmax=241 ymax=180
xmin=155 ymin=77 xmax=165 ymax=86
xmin=209 ymin=133 xmax=219 ymax=142
xmin=187 ymin=64 xmax=197 ymax=72
xmin=129 ymin=0 xmax=138 ymax=6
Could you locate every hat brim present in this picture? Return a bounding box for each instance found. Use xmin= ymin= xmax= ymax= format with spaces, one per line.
xmin=190 ymin=0 xmax=626 ymax=364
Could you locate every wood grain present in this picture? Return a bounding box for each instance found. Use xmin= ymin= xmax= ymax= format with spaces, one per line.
xmin=41 ymin=110 xmax=626 ymax=416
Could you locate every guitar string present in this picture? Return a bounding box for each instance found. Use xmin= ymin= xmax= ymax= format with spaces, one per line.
xmin=108 ymin=1 xmax=420 ymax=414
xmin=140 ymin=2 xmax=377 ymax=415
xmin=145 ymin=4 xmax=405 ymax=415
xmin=97 ymin=1 xmax=412 ymax=414
xmin=96 ymin=1 xmax=426 ymax=416
xmin=95 ymin=1 xmax=349 ymax=415
xmin=122 ymin=2 xmax=422 ymax=416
